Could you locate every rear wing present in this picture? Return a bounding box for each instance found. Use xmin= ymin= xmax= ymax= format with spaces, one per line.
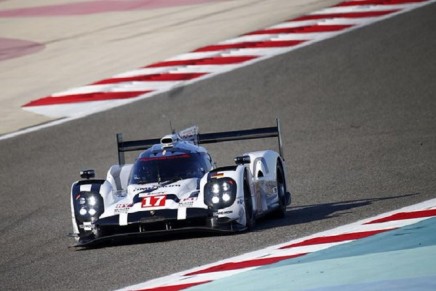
xmin=116 ymin=119 xmax=284 ymax=165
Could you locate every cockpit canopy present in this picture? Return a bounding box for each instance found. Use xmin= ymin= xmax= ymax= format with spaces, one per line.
xmin=128 ymin=151 xmax=212 ymax=185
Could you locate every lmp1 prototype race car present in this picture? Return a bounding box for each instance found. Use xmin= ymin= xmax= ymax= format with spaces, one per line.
xmin=70 ymin=120 xmax=291 ymax=247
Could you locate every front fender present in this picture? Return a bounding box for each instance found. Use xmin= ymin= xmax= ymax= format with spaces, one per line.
xmin=70 ymin=179 xmax=113 ymax=236
xmin=199 ymin=165 xmax=254 ymax=226
xmin=245 ymin=150 xmax=281 ymax=181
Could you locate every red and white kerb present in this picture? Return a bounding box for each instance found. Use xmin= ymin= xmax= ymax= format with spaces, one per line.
xmin=22 ymin=0 xmax=435 ymax=119
xmin=118 ymin=198 xmax=436 ymax=291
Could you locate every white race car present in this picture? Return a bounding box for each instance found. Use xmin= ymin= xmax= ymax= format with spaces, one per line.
xmin=70 ymin=120 xmax=291 ymax=247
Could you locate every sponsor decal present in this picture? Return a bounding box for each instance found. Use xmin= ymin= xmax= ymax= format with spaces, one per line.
xmin=217 ymin=210 xmax=233 ymax=215
xmin=141 ymin=195 xmax=166 ymax=208
xmin=133 ymin=186 xmax=159 ymax=193
xmin=140 ymin=154 xmax=190 ymax=161
xmin=137 ymin=184 xmax=180 ymax=196
xmin=135 ymin=187 xmax=156 ymax=191
xmin=114 ymin=203 xmax=132 ymax=214
xmin=211 ymin=173 xmax=224 ymax=179
xmin=139 ymin=191 xmax=165 ymax=198
xmin=165 ymin=184 xmax=181 ymax=188
xmin=179 ymin=197 xmax=197 ymax=207
xmin=116 ymin=203 xmax=132 ymax=208
xmin=83 ymin=222 xmax=92 ymax=231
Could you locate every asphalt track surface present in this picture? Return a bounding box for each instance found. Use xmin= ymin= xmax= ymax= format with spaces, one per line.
xmin=1 ymin=4 xmax=435 ymax=290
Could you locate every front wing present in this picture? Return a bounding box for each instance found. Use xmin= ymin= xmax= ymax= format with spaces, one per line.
xmin=72 ymin=207 xmax=246 ymax=248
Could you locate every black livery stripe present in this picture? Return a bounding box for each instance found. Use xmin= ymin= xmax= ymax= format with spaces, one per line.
xmin=96 ymin=208 xmax=211 ymax=226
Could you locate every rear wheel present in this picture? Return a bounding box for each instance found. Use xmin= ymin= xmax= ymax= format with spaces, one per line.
xmin=273 ymin=162 xmax=287 ymax=218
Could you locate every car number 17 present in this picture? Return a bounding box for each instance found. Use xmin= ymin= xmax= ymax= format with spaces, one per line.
xmin=141 ymin=195 xmax=166 ymax=208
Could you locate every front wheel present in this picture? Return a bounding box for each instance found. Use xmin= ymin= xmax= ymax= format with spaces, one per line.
xmin=243 ymin=174 xmax=255 ymax=230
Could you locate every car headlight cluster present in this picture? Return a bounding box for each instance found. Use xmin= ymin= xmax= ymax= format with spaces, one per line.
xmin=75 ymin=192 xmax=104 ymax=222
xmin=204 ymin=178 xmax=237 ymax=209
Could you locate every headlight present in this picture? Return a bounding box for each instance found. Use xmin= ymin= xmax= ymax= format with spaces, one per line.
xmin=79 ymin=207 xmax=87 ymax=216
xmin=204 ymin=178 xmax=237 ymax=209
xmin=222 ymin=182 xmax=230 ymax=191
xmin=88 ymin=196 xmax=97 ymax=206
xmin=74 ymin=191 xmax=104 ymax=222
xmin=222 ymin=193 xmax=231 ymax=202
xmin=212 ymin=183 xmax=220 ymax=194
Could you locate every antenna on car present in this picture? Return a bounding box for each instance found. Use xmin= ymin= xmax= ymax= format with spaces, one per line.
xmin=169 ymin=120 xmax=175 ymax=134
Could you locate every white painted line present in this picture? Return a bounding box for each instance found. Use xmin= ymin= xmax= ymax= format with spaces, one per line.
xmin=269 ymin=18 xmax=373 ymax=28
xmin=51 ymin=82 xmax=178 ymax=97
xmin=314 ymin=4 xmax=423 ymax=14
xmin=113 ymin=67 xmax=175 ymax=78
xmin=166 ymin=51 xmax=222 ymax=61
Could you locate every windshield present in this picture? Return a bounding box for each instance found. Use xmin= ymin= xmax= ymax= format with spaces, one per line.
xmin=129 ymin=153 xmax=208 ymax=185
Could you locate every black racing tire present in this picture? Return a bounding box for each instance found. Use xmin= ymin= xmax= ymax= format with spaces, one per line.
xmin=243 ymin=173 xmax=256 ymax=230
xmin=272 ymin=161 xmax=287 ymax=218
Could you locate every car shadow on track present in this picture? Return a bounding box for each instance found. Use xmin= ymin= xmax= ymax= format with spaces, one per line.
xmin=254 ymin=192 xmax=420 ymax=232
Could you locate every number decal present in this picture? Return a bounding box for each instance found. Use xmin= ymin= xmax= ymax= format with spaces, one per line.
xmin=141 ymin=195 xmax=166 ymax=208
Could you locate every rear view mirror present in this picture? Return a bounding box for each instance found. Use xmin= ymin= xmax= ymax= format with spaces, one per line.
xmin=234 ymin=155 xmax=251 ymax=165
xmin=80 ymin=169 xmax=95 ymax=179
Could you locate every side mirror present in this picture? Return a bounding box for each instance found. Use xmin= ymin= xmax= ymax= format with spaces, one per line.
xmin=80 ymin=169 xmax=95 ymax=179
xmin=234 ymin=155 xmax=251 ymax=165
